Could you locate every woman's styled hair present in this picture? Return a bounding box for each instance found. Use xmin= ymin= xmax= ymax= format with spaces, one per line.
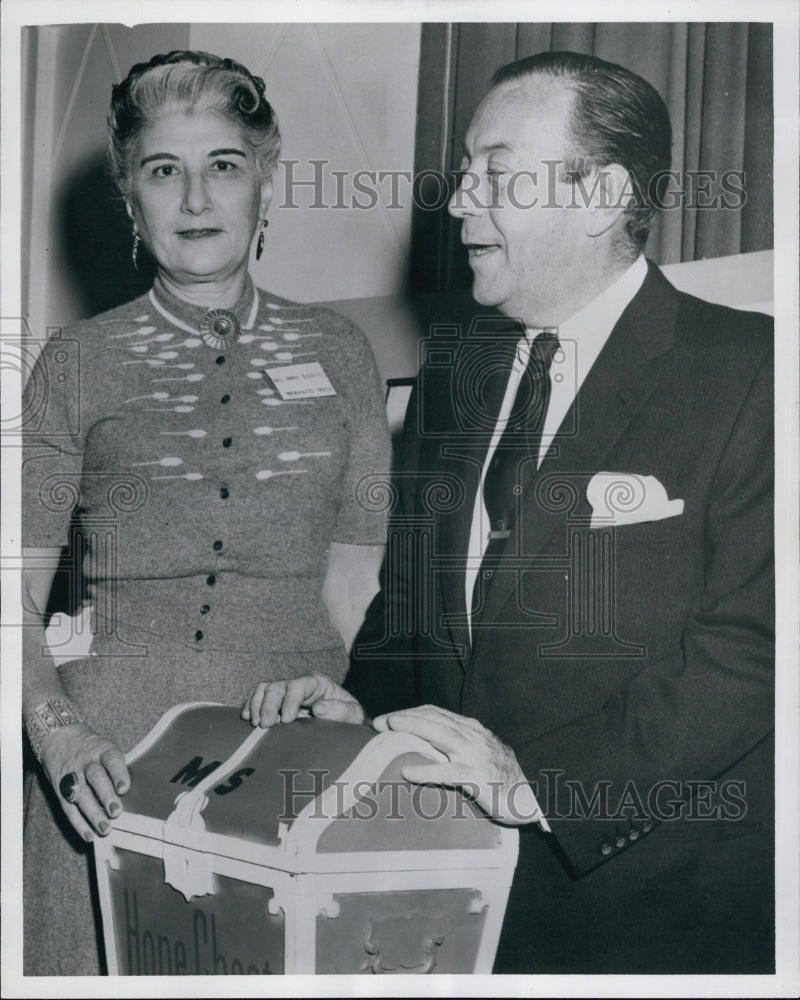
xmin=491 ymin=51 xmax=672 ymax=257
xmin=107 ymin=50 xmax=281 ymax=195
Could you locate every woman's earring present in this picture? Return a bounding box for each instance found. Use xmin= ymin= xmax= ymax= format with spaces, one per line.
xmin=256 ymin=219 xmax=269 ymax=261
xmin=132 ymin=232 xmax=140 ymax=270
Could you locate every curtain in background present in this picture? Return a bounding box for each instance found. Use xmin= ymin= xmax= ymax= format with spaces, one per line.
xmin=409 ymin=22 xmax=773 ymax=293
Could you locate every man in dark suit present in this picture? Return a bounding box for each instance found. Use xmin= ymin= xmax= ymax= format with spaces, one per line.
xmin=244 ymin=51 xmax=773 ymax=973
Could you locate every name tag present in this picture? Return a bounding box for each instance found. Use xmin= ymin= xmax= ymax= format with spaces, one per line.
xmin=265 ymin=362 xmax=337 ymax=400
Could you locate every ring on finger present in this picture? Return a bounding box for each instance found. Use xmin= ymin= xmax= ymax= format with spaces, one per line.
xmin=59 ymin=771 xmax=84 ymax=803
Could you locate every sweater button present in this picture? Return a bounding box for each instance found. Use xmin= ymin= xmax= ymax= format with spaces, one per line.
xmin=212 ymin=540 xmax=223 ymax=552
xmin=219 ymin=487 xmax=229 ymax=499
xmin=194 ymin=630 xmax=203 ymax=641
xmin=222 ymin=436 xmax=232 ymax=448
xmin=200 ymin=605 xmax=210 ymax=615
xmin=206 ymin=574 xmax=216 ymax=587
xmin=220 ymin=394 xmax=231 ymax=404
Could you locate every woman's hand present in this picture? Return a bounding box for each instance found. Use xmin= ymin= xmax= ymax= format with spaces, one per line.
xmin=242 ymin=672 xmax=366 ymax=728
xmin=39 ymin=724 xmax=130 ymax=842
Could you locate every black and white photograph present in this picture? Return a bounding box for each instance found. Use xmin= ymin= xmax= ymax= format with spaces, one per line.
xmin=1 ymin=0 xmax=798 ymax=994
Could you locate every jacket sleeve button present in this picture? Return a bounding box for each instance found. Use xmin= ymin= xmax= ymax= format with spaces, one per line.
xmin=601 ymin=843 xmax=612 ymax=856
xmin=615 ymin=836 xmax=626 ymax=849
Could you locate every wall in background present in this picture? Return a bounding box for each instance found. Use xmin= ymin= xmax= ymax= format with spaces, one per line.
xmin=188 ymin=23 xmax=420 ymax=304
xmin=23 ymin=23 xmax=190 ymax=343
xmin=22 ymin=22 xmax=421 ymax=343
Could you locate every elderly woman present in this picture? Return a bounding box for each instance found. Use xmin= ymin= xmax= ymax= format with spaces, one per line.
xmin=22 ymin=50 xmax=389 ymax=975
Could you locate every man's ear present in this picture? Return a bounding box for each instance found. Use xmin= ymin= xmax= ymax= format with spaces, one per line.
xmin=583 ymin=163 xmax=635 ymax=238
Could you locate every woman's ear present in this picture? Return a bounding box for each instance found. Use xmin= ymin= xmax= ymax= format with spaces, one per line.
xmin=124 ymin=197 xmax=136 ymax=224
xmin=583 ymin=163 xmax=635 ymax=238
xmin=259 ymin=177 xmax=273 ymax=218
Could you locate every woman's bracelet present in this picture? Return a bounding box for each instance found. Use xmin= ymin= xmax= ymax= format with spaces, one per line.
xmin=24 ymin=697 xmax=83 ymax=762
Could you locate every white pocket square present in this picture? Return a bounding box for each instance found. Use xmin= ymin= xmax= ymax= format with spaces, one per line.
xmin=587 ymin=472 xmax=684 ymax=528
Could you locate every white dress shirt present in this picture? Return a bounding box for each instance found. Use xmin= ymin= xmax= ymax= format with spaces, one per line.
xmin=465 ymin=254 xmax=648 ymax=627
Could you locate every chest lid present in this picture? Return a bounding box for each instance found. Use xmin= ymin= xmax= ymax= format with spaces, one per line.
xmin=117 ymin=703 xmax=514 ymax=899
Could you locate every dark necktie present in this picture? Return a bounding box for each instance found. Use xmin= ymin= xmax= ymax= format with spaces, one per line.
xmin=482 ymin=328 xmax=560 ymax=538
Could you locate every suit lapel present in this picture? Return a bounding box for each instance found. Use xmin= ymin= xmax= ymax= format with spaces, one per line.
xmin=472 ymin=262 xmax=681 ymax=656
xmin=431 ymin=328 xmax=520 ymax=667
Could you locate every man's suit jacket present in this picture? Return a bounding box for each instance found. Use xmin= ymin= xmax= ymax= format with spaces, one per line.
xmin=348 ymin=261 xmax=774 ymax=974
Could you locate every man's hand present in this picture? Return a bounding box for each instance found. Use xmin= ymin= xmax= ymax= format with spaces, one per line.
xmin=241 ymin=672 xmax=366 ymax=728
xmin=373 ymin=705 xmax=542 ymax=826
xmin=40 ymin=724 xmax=130 ymax=842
